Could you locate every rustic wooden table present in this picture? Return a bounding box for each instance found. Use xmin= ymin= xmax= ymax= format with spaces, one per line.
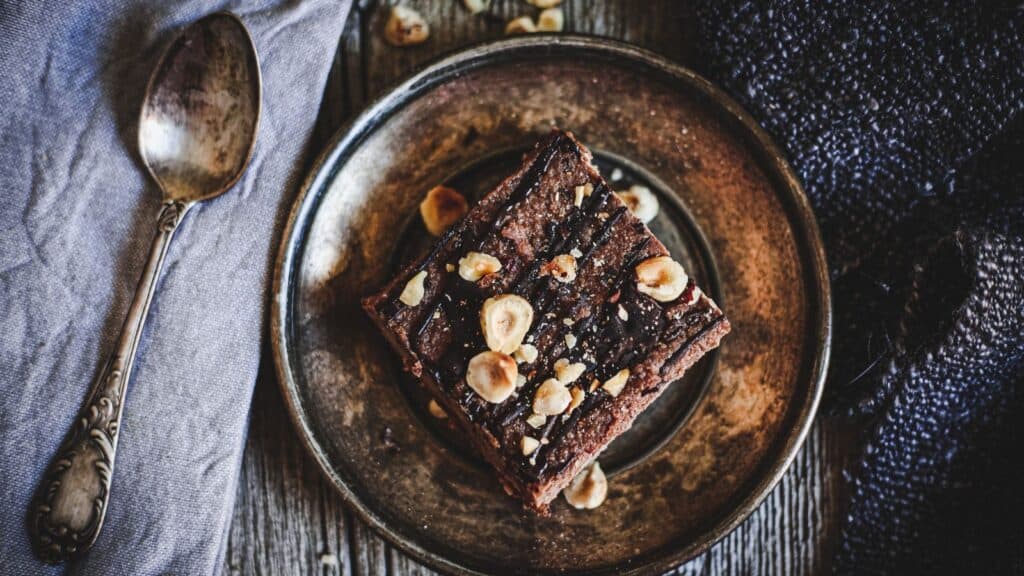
xmin=224 ymin=2 xmax=856 ymax=574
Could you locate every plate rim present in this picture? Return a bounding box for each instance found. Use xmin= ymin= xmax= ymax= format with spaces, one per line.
xmin=270 ymin=34 xmax=832 ymax=576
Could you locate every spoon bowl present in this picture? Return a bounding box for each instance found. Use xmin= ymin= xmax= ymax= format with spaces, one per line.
xmin=140 ymin=12 xmax=260 ymax=203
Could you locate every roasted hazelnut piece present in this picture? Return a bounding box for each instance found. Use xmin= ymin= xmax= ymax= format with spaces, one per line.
xmin=526 ymin=412 xmax=546 ymax=428
xmin=462 ymin=0 xmax=489 ymax=14
xmin=615 ymin=185 xmax=659 ymax=223
xmin=537 ymin=8 xmax=564 ymax=32
xmin=635 ymin=256 xmax=688 ymax=302
xmin=384 ymin=6 xmax=430 ymax=47
xmin=399 ymin=270 xmax=427 ymax=306
xmin=554 ymin=358 xmax=586 ymax=384
xmin=514 ymin=343 xmax=539 ymax=364
xmin=567 ymin=386 xmax=585 ymax=413
xmin=466 ymin=351 xmax=518 ymax=403
xmin=459 ymin=252 xmax=501 ymax=282
xmin=521 ymin=436 xmax=540 ymax=456
xmin=419 ymin=185 xmax=468 ymax=235
xmin=573 ymin=182 xmax=593 ymax=207
xmin=533 ymin=378 xmax=572 ymax=415
xmin=543 ymin=254 xmax=577 ymax=283
xmin=481 ymin=294 xmax=534 ymax=354
xmin=563 ymin=461 xmax=607 ymax=509
xmin=505 ymin=16 xmax=537 ymax=34
xmin=564 ymin=333 xmax=577 ymax=349
xmin=601 ymin=368 xmax=630 ymax=397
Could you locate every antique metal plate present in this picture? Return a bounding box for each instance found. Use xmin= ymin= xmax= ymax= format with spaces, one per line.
xmin=271 ymin=36 xmax=830 ymax=575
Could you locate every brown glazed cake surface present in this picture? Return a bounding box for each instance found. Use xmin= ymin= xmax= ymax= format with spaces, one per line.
xmin=363 ymin=130 xmax=730 ymax=512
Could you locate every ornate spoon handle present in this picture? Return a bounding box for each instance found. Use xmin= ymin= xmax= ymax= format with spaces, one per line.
xmin=29 ymin=201 xmax=190 ymax=563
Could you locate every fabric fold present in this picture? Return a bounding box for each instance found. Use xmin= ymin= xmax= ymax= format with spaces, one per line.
xmin=0 ymin=1 xmax=350 ymax=574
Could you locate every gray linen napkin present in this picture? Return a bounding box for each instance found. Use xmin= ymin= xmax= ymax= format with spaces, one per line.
xmin=0 ymin=1 xmax=350 ymax=573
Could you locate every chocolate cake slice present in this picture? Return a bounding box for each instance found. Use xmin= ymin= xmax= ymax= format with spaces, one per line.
xmin=363 ymin=130 xmax=730 ymax=513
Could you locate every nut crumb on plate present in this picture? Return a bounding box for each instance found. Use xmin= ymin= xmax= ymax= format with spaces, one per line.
xmin=462 ymin=0 xmax=489 ymax=14
xmin=615 ymin=184 xmax=659 ymax=223
xmin=384 ymin=6 xmax=429 ymax=46
xmin=505 ymin=16 xmax=537 ymax=35
xmin=537 ymin=8 xmax=564 ymax=32
xmin=420 ymin=185 xmax=468 ymax=235
xmin=563 ymin=461 xmax=607 ymax=510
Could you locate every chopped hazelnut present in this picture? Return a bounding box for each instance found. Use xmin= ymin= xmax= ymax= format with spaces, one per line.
xmin=526 ymin=412 xmax=546 ymax=428
xmin=564 ymin=333 xmax=577 ymax=349
xmin=544 ymin=254 xmax=577 ymax=283
xmin=521 ymin=435 xmax=540 ymax=456
xmin=419 ymin=185 xmax=468 ymax=235
xmin=615 ymin=185 xmax=659 ymax=223
xmin=459 ymin=252 xmax=502 ymax=282
xmin=554 ymin=358 xmax=586 ymax=384
xmin=505 ymin=16 xmax=537 ymax=34
xmin=466 ymin=351 xmax=518 ymax=403
xmin=537 ymin=8 xmax=564 ymax=32
xmin=573 ymin=182 xmax=593 ymax=207
xmin=567 ymin=386 xmax=585 ymax=413
xmin=635 ymin=256 xmax=688 ymax=302
xmin=384 ymin=6 xmax=430 ymax=47
xmin=462 ymin=0 xmax=489 ymax=14
xmin=481 ymin=294 xmax=534 ymax=354
xmin=602 ymin=368 xmax=630 ymax=397
xmin=514 ymin=343 xmax=539 ymax=364
xmin=399 ymin=270 xmax=427 ymax=306
xmin=533 ymin=378 xmax=572 ymax=415
xmin=563 ymin=461 xmax=607 ymax=509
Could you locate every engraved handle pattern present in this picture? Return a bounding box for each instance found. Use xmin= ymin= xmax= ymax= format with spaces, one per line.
xmin=29 ymin=201 xmax=189 ymax=563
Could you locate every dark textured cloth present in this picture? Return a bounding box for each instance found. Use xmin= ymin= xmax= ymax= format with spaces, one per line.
xmin=692 ymin=1 xmax=1024 ymax=573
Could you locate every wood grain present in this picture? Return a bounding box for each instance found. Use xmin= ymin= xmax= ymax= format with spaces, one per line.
xmin=226 ymin=1 xmax=854 ymax=574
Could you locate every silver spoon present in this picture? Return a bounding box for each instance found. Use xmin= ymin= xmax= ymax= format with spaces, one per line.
xmin=29 ymin=12 xmax=261 ymax=563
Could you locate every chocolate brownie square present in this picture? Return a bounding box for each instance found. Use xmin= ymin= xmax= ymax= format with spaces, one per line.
xmin=363 ymin=130 xmax=730 ymax=512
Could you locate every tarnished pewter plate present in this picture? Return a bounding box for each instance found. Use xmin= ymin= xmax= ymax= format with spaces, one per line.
xmin=272 ymin=36 xmax=830 ymax=575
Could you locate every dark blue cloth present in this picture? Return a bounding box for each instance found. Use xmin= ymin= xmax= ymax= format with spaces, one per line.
xmin=693 ymin=1 xmax=1024 ymax=573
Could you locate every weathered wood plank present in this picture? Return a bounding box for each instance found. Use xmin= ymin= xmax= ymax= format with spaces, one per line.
xmin=227 ymin=2 xmax=850 ymax=575
xmin=225 ymin=353 xmax=354 ymax=576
